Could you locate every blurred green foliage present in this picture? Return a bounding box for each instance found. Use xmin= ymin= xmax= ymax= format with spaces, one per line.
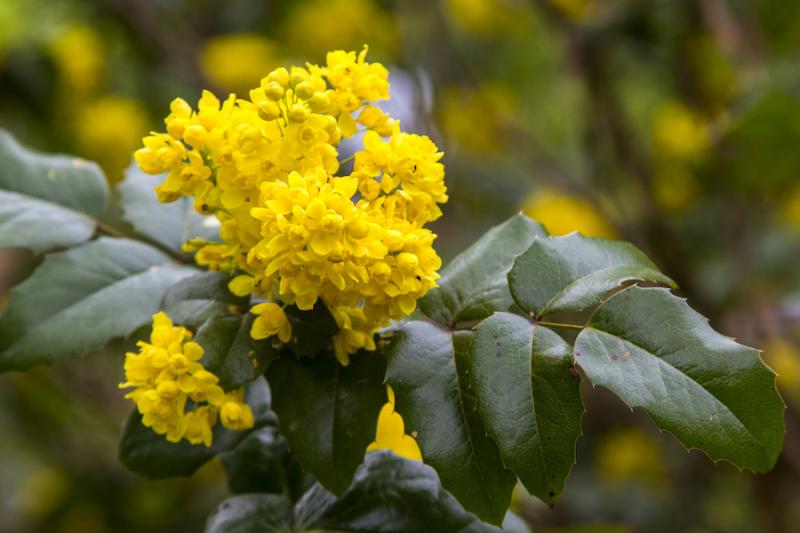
xmin=2 ymin=0 xmax=800 ymax=531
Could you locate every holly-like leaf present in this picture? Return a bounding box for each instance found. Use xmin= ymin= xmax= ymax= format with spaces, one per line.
xmin=205 ymin=494 xmax=293 ymax=533
xmin=385 ymin=321 xmax=516 ymax=524
xmin=219 ymin=426 xmax=306 ymax=498
xmin=509 ymin=233 xmax=675 ymax=317
xmin=420 ymin=214 xmax=547 ymax=325
xmin=266 ymin=350 xmax=386 ymax=495
xmin=118 ymin=166 xmax=219 ymax=253
xmin=120 ymin=378 xmax=274 ymax=478
xmin=207 ymin=452 xmax=501 ymax=533
xmin=162 ymin=272 xmax=247 ymax=327
xmin=574 ymin=286 xmax=784 ymax=472
xmin=195 ymin=313 xmax=278 ymax=391
xmin=313 ymin=451 xmax=501 ymax=532
xmin=0 ymin=129 xmax=108 ymax=252
xmin=471 ymin=312 xmax=583 ymax=506
xmin=0 ymin=237 xmax=196 ymax=371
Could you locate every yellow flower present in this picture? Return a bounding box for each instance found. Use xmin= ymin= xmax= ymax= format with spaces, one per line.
xmin=137 ymin=48 xmax=447 ymax=365
xmin=367 ymin=386 xmax=422 ymax=461
xmin=250 ymin=303 xmax=292 ymax=343
xmin=74 ymin=97 xmax=151 ymax=182
xmin=200 ymin=34 xmax=279 ymax=96
xmin=229 ymin=274 xmax=256 ymax=296
xmin=284 ymin=0 xmax=396 ymax=60
xmin=219 ymin=389 xmax=256 ymax=431
xmin=120 ymin=312 xmax=254 ymax=446
xmin=522 ymin=189 xmax=617 ymax=238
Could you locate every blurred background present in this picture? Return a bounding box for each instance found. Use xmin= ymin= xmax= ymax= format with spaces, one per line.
xmin=1 ymin=0 xmax=800 ymax=531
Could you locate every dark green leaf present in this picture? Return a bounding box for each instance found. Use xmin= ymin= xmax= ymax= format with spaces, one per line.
xmin=118 ymin=166 xmax=219 ymax=253
xmin=0 ymin=238 xmax=196 ymax=371
xmin=385 ymin=321 xmax=515 ymax=524
xmin=509 ymin=233 xmax=675 ymax=317
xmin=0 ymin=129 xmax=108 ymax=252
xmin=196 ymin=313 xmax=278 ymax=391
xmin=163 ymin=271 xmax=248 ymax=327
xmin=267 ymin=350 xmax=386 ymax=495
xmin=292 ymin=484 xmax=337 ymax=529
xmin=574 ymin=286 xmax=784 ymax=472
xmin=421 ymin=214 xmax=547 ymax=325
xmin=472 ymin=312 xmax=583 ymax=505
xmin=207 ymin=453 xmax=500 ymax=532
xmin=120 ymin=378 xmax=274 ymax=478
xmin=283 ymin=303 xmax=339 ymax=358
xmin=314 ymin=451 xmax=501 ymax=533
xmin=220 ymin=426 xmax=305 ymax=498
xmin=205 ymin=494 xmax=293 ymax=533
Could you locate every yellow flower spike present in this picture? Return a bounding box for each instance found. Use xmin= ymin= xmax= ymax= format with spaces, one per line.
xmin=367 ymin=386 xmax=422 ymax=461
xmin=250 ymin=302 xmax=292 ymax=343
xmin=229 ymin=274 xmax=256 ymax=296
xmin=120 ymin=312 xmax=253 ymax=447
xmin=137 ymin=49 xmax=446 ymax=364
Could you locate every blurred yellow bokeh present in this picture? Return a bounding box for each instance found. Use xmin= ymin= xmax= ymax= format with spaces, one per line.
xmin=285 ymin=0 xmax=395 ymax=61
xmin=75 ymin=97 xmax=150 ymax=182
xmin=444 ymin=0 xmax=530 ymax=36
xmin=439 ymin=83 xmax=516 ymax=153
xmin=652 ymin=101 xmax=710 ymax=162
xmin=49 ymin=25 xmax=105 ymax=95
xmin=596 ymin=427 xmax=667 ymax=490
xmin=523 ymin=189 xmax=618 ymax=238
xmin=764 ymin=338 xmax=800 ymax=399
xmin=199 ymin=34 xmax=279 ymax=96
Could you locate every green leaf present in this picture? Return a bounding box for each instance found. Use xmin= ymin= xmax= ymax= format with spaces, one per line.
xmin=385 ymin=321 xmax=515 ymax=524
xmin=509 ymin=233 xmax=675 ymax=317
xmin=420 ymin=214 xmax=547 ymax=325
xmin=314 ymin=451 xmax=501 ymax=532
xmin=472 ymin=312 xmax=583 ymax=505
xmin=205 ymin=494 xmax=293 ymax=533
xmin=0 ymin=129 xmax=108 ymax=252
xmin=162 ymin=271 xmax=247 ymax=327
xmin=0 ymin=237 xmax=196 ymax=371
xmin=219 ymin=426 xmax=305 ymax=498
xmin=207 ymin=452 xmax=501 ymax=533
xmin=574 ymin=286 xmax=785 ymax=472
xmin=283 ymin=303 xmax=339 ymax=358
xmin=118 ymin=166 xmax=219 ymax=253
xmin=120 ymin=378 xmax=274 ymax=478
xmin=196 ymin=313 xmax=278 ymax=391
xmin=266 ymin=350 xmax=386 ymax=495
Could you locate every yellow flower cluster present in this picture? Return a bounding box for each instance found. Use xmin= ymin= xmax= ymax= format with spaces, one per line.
xmin=135 ymin=48 xmax=447 ymax=364
xmin=120 ymin=312 xmax=254 ymax=446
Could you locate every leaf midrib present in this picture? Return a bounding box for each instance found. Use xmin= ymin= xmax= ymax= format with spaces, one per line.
xmin=450 ymin=332 xmax=502 ymax=518
xmin=3 ymin=263 xmax=179 ymax=358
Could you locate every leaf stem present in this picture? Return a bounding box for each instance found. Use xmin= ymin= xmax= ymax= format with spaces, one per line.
xmin=537 ymin=321 xmax=585 ymax=330
xmin=95 ymin=221 xmax=189 ymax=264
